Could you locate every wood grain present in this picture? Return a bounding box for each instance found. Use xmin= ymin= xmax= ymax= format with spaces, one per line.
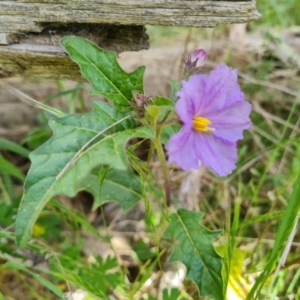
xmin=0 ymin=0 xmax=259 ymax=79
xmin=0 ymin=1 xmax=259 ymax=33
xmin=0 ymin=24 xmax=149 ymax=79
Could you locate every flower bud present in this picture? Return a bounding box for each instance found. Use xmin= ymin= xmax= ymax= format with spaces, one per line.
xmin=132 ymin=91 xmax=149 ymax=118
xmin=191 ymin=49 xmax=207 ymax=68
xmin=183 ymin=49 xmax=207 ymax=78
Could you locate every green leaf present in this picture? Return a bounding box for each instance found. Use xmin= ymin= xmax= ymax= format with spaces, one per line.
xmin=141 ymin=296 xmax=156 ymax=300
xmin=161 ymin=123 xmax=180 ymax=145
xmin=146 ymin=105 xmax=162 ymax=128
xmin=61 ymin=36 xmax=145 ymax=111
xmin=0 ymin=155 xmax=25 ymax=181
xmin=162 ymin=288 xmax=182 ymax=300
xmin=16 ymin=101 xmax=154 ymax=248
xmin=169 ymin=80 xmax=181 ymax=102
xmin=80 ymin=168 xmax=142 ymax=212
xmin=21 ymin=127 xmax=52 ymax=151
xmin=153 ymin=96 xmax=175 ymax=108
xmin=131 ymin=249 xmax=163 ymax=296
xmin=146 ymin=97 xmax=175 ymax=129
xmin=246 ymin=171 xmax=300 ymax=299
xmin=163 ymin=209 xmax=224 ymax=300
xmin=147 ymin=96 xmax=178 ymax=144
xmin=50 ymin=200 xmax=108 ymax=242
xmin=6 ymin=261 xmax=64 ymax=298
xmin=52 ymin=255 xmax=122 ymax=299
xmin=0 ymin=138 xmax=30 ymax=158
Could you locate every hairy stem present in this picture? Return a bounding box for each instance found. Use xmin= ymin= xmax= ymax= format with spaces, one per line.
xmin=153 ymin=127 xmax=171 ymax=207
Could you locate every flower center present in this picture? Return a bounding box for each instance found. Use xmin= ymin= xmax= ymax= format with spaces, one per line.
xmin=193 ymin=117 xmax=215 ymax=133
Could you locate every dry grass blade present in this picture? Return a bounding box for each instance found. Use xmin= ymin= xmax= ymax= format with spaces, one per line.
xmin=4 ymin=84 xmax=66 ymax=117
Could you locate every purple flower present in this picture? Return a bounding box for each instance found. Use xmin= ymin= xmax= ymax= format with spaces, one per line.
xmin=166 ymin=64 xmax=252 ymax=177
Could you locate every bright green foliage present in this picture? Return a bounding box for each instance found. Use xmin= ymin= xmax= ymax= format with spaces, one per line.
xmin=0 ymin=138 xmax=27 ymax=203
xmin=61 ymin=36 xmax=145 ymax=111
xmin=162 ymin=288 xmax=186 ymax=300
xmin=54 ymin=255 xmax=123 ymax=299
xmin=0 ymin=155 xmax=25 ymax=181
xmin=168 ymin=80 xmax=181 ymax=102
xmin=141 ymin=296 xmax=156 ymax=300
xmin=164 ymin=209 xmax=224 ymax=300
xmin=255 ymin=0 xmax=300 ymax=27
xmin=0 ymin=137 xmax=30 ymax=158
xmin=80 ymin=168 xmax=143 ymax=211
xmin=50 ymin=200 xmax=108 ymax=242
xmin=146 ymin=96 xmax=175 ymax=127
xmin=158 ymin=81 xmax=181 ymax=143
xmin=146 ymin=96 xmax=179 ymax=144
xmin=15 ymin=101 xmax=154 ymax=248
xmin=161 ymin=121 xmax=180 ymax=145
xmin=146 ymin=105 xmax=163 ymax=129
xmin=6 ymin=261 xmax=64 ymax=298
xmin=246 ymin=171 xmax=300 ymax=299
xmin=152 ymin=96 xmax=175 ymax=108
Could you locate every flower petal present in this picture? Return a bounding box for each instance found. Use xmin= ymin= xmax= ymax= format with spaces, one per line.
xmin=175 ymin=94 xmax=193 ymax=125
xmin=195 ymin=64 xmax=238 ymax=116
xmin=223 ymin=72 xmax=244 ymax=108
xmin=194 ymin=134 xmax=237 ymax=176
xmin=165 ymin=126 xmax=199 ymax=170
xmin=176 ymin=75 xmax=207 ymax=123
xmin=207 ymin=101 xmax=252 ymax=142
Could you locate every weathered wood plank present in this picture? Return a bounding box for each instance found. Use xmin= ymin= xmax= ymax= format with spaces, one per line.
xmin=1 ymin=1 xmax=259 ymax=32
xmin=0 ymin=24 xmax=149 ymax=79
xmin=0 ymin=0 xmax=259 ymax=79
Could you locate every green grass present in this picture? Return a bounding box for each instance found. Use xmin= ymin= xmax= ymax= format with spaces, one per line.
xmin=1 ymin=0 xmax=300 ymax=299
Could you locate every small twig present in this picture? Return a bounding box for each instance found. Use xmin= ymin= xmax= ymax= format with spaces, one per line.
xmin=5 ymin=84 xmax=66 ymax=117
xmin=239 ymin=72 xmax=299 ymax=99
xmin=253 ymin=102 xmax=300 ymax=134
xmin=278 ymin=116 xmax=300 ymax=173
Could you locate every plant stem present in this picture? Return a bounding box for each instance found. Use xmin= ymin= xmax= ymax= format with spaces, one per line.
xmin=157 ymin=115 xmax=180 ymax=127
xmin=153 ymin=126 xmax=171 ymax=207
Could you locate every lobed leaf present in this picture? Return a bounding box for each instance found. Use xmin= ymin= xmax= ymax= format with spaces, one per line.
xmin=61 ymin=36 xmax=145 ymax=111
xmin=80 ymin=168 xmax=142 ymax=212
xmin=15 ymin=101 xmax=154 ymax=248
xmin=163 ymin=209 xmax=224 ymax=300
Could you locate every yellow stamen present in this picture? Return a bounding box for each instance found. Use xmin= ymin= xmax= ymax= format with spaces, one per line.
xmin=193 ymin=117 xmax=214 ymax=133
